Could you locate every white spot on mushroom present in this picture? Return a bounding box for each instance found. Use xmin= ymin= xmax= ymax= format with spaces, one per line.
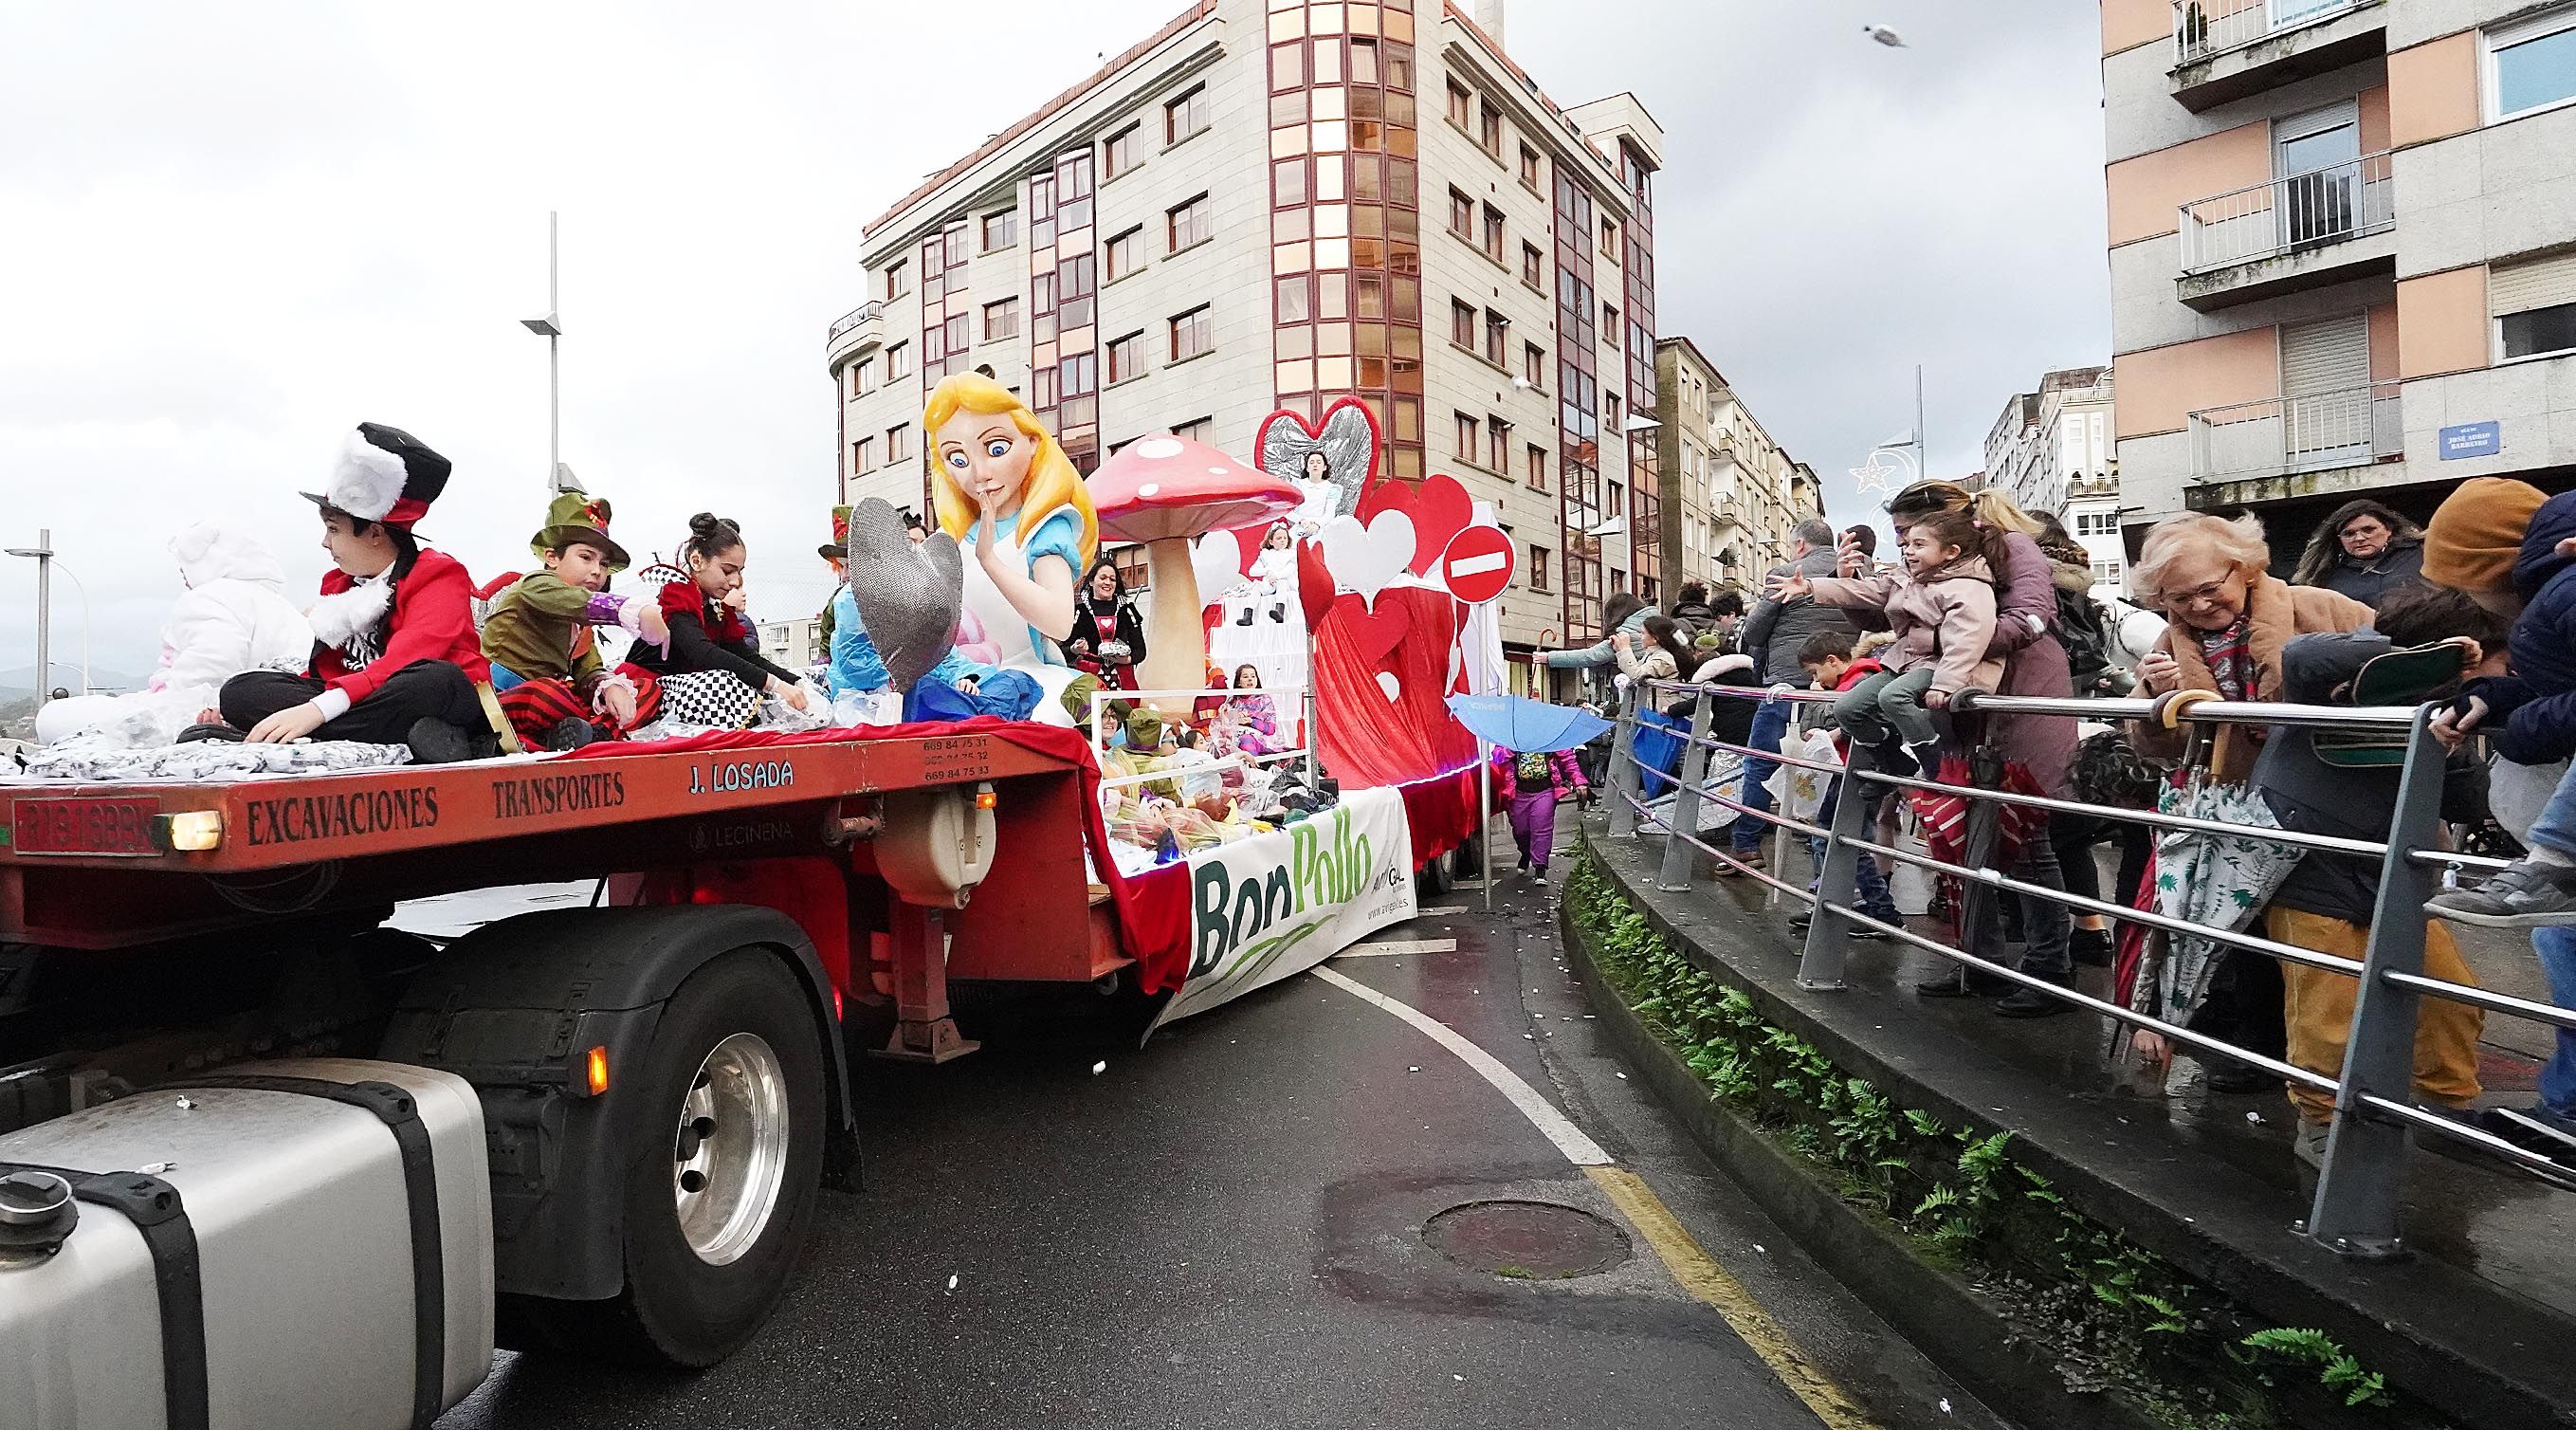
xmin=1140 ymin=483 xmax=1160 ymax=497
xmin=1138 ymin=437 xmax=1183 ymax=458
xmin=1207 ymin=465 xmax=1228 ymax=475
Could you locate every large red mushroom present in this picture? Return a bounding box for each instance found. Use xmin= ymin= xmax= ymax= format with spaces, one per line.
xmin=1089 ymin=435 xmax=1305 ymax=704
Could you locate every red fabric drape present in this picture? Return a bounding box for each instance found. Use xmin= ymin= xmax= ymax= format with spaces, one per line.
xmin=1308 ymin=585 xmax=1477 ymax=792
xmin=559 ymin=718 xmax=1197 ymax=994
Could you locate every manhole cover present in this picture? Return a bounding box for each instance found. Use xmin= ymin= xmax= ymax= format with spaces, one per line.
xmin=1422 ymin=1200 xmax=1631 ymax=1280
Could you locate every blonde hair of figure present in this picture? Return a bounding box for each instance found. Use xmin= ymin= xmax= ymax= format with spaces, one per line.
xmin=923 ymin=372 xmax=1100 ymax=570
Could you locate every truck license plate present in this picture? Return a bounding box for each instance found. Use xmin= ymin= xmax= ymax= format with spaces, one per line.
xmin=9 ymin=798 xmax=160 ymax=856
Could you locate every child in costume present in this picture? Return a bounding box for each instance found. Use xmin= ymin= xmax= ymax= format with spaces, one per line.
xmin=482 ymin=493 xmax=668 ymax=750
xmin=628 ymin=513 xmax=815 ymax=729
xmin=1491 ymin=744 xmax=1586 ymax=881
xmin=215 ymin=422 xmax=494 ymax=763
xmin=926 ymin=371 xmax=1100 ymax=726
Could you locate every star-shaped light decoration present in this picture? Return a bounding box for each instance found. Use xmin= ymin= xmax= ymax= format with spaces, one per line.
xmin=1850 ymin=449 xmax=1906 ymax=494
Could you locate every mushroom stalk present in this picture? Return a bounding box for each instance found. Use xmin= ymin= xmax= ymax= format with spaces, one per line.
xmin=1139 ymin=537 xmax=1206 ymax=710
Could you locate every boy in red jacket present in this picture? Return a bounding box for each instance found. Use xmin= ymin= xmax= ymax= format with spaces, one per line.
xmin=214 ymin=423 xmax=495 ymax=762
xmin=1789 ymin=631 xmax=1905 ymax=939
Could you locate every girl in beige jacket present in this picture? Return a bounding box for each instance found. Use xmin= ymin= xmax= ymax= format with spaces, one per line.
xmin=1772 ymin=507 xmax=2005 ymax=765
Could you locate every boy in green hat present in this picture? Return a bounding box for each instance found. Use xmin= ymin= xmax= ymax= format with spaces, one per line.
xmin=482 ymin=492 xmax=670 ymax=749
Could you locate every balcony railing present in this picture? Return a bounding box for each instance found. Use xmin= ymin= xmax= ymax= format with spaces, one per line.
xmin=2174 ymin=0 xmax=2364 ymax=64
xmin=827 ymin=301 xmax=883 ymax=344
xmin=2180 ymin=153 xmax=2393 ymax=274
xmin=2188 ymin=381 xmax=2401 ymax=482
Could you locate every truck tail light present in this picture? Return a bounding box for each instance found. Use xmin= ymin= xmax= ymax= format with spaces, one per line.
xmin=153 ymin=811 xmax=225 ymax=852
xmin=583 ymin=1045 xmax=611 ymax=1097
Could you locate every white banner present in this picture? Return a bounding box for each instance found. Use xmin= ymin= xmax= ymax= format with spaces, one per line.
xmin=1154 ymin=785 xmax=1416 ymax=1027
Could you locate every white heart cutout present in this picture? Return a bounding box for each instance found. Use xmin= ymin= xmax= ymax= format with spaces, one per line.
xmin=1318 ymin=511 xmax=1415 ymax=611
xmin=1376 ymin=671 xmax=1401 ymax=703
xmin=1189 ymin=532 xmax=1244 ymax=602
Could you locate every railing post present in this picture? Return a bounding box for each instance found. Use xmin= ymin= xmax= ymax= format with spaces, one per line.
xmin=2307 ymin=709 xmax=2444 ymax=1260
xmin=1607 ymin=706 xmax=1641 ymax=841
xmin=1797 ymin=742 xmax=1877 ymax=992
xmin=1656 ymin=690 xmax=1716 ymax=891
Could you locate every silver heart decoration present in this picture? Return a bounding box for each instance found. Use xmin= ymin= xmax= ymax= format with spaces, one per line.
xmin=843 ymin=498 xmax=964 ymax=692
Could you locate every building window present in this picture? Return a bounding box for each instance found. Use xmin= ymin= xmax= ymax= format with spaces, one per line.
xmin=1603 ymin=302 xmax=1620 ymax=344
xmin=1173 ymin=415 xmax=1214 ymax=445
xmin=943 ymin=312 xmax=969 ymax=356
xmin=1169 ymin=305 xmax=1213 ymax=362
xmin=1526 ymin=443 xmax=1547 ymax=491
xmin=1060 ymin=352 xmax=1097 ymax=398
xmin=2494 ymin=251 xmax=2576 ymax=359
xmin=853 ymin=358 xmax=876 ymax=395
xmin=1165 ymin=84 xmax=1211 ymax=144
xmin=1606 ymin=393 xmax=1622 ymax=431
xmin=2501 ymin=301 xmax=2576 ymax=360
xmin=1105 ymin=123 xmax=1142 ymax=179
xmin=883 ymin=262 xmax=909 ymax=301
xmin=1484 ymin=309 xmax=1508 ymax=366
xmin=1446 ymin=79 xmax=1471 ymax=129
xmin=1601 ymin=216 xmax=1618 ymax=255
xmin=1478 ymin=101 xmax=1504 ymax=156
xmin=886 ymin=423 xmax=915 ymax=463
xmin=1521 ymin=241 xmax=1544 ymax=289
xmin=1529 ymin=544 xmax=1550 ymax=592
xmin=2487 ymin=7 xmax=2576 ymax=122
xmin=1607 ymin=482 xmax=1623 ymax=518
xmin=886 ymin=341 xmax=912 ymax=380
xmin=1451 ymin=298 xmax=1476 ymax=348
xmin=981 ymin=209 xmax=1017 ymax=251
xmin=2092 ymin=558 xmax=2124 ymax=586
xmin=1523 ymin=341 xmax=1545 ymax=387
xmin=1481 ymin=205 xmax=1506 ymax=262
xmin=1167 ymin=193 xmax=1212 ymax=251
xmin=1108 ymin=331 xmax=1146 ymax=384
xmin=1488 ymin=416 xmax=1511 ymax=471
xmin=852 ymin=436 xmax=875 ymax=473
xmin=1277 ymin=274 xmax=1312 ymax=323
xmin=1519 ymin=142 xmax=1542 ymax=190
xmin=1106 ymin=227 xmax=1143 ymax=283
xmin=1454 ymin=411 xmax=1479 ymax=460
xmin=1448 ymin=187 xmax=1474 ymax=238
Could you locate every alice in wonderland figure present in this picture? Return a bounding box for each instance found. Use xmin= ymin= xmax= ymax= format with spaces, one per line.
xmin=925 ymin=371 xmax=1100 ymax=724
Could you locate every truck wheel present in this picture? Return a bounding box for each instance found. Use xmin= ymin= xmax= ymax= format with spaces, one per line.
xmin=524 ymin=949 xmax=825 ymax=1366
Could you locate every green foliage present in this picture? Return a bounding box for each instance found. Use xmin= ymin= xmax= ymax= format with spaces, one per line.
xmin=1564 ymin=848 xmax=2431 ymax=1430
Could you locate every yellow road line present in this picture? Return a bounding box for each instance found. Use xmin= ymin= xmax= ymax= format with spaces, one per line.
xmin=1585 ymin=1165 xmax=1883 ymax=1430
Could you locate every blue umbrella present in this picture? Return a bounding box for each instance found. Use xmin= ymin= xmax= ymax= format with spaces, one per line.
xmin=1445 ymin=693 xmax=1611 ymax=754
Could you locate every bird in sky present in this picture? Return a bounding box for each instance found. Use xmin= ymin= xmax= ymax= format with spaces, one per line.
xmin=1865 ymin=25 xmax=1907 ymax=47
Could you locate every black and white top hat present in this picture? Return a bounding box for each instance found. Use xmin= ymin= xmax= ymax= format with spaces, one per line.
xmin=301 ymin=422 xmax=452 ymax=529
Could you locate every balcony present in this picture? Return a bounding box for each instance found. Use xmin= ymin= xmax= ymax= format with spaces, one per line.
xmin=2187 ymin=381 xmax=2401 ymax=494
xmin=2176 ymin=153 xmax=2395 ymax=310
xmin=824 ymin=301 xmax=885 ymax=374
xmin=2169 ymin=0 xmax=2385 ymax=112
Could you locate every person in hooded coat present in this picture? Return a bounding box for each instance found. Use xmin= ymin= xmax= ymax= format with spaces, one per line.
xmin=36 ymin=523 xmax=314 ymax=747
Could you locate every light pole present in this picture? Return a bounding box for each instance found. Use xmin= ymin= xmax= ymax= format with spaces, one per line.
xmin=521 ymin=210 xmax=568 ymax=492
xmin=5 ymin=530 xmax=50 ymax=711
xmin=50 ymin=559 xmax=93 ymax=693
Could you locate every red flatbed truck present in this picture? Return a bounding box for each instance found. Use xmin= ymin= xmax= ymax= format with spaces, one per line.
xmin=0 ymin=724 xmax=1142 ymax=1395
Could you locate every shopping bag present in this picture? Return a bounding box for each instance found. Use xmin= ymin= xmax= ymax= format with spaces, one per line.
xmin=1763 ymin=727 xmax=1841 ymax=825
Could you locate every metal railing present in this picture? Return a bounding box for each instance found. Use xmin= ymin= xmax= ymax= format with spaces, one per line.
xmin=2188 ymin=380 xmax=2402 ymax=483
xmin=1595 ymin=678 xmax=2576 ymax=1261
xmin=827 ymin=301 xmax=884 ymax=344
xmin=2174 ymin=0 xmax=2366 ymax=64
xmin=2180 ymin=152 xmax=2394 ymax=274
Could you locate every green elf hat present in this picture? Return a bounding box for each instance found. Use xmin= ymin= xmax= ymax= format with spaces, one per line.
xmin=532 ymin=491 xmax=630 ymax=571
xmin=820 ymin=504 xmax=852 ymax=561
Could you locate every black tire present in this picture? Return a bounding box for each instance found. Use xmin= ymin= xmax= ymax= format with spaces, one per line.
xmin=1417 ymin=850 xmax=1455 ymax=898
xmin=507 ymin=948 xmax=826 ymax=1367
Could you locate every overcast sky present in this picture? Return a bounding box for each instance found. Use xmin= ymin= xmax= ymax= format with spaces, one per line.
xmin=0 ymin=0 xmax=2107 ymax=685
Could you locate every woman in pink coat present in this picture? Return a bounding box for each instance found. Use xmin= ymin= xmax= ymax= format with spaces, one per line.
xmin=1493 ymin=744 xmax=1588 ymax=881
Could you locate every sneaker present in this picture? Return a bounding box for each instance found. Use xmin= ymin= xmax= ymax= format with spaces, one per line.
xmin=2426 ymin=856 xmax=2576 ymax=928
xmin=175 ymin=722 xmax=246 ymax=743
xmin=1531 ymin=864 xmax=1549 ymax=883
xmin=1719 ymin=852 xmax=1766 ymax=876
xmin=1788 ymin=912 xmax=1813 ymax=933
xmin=2293 ymin=1118 xmax=2329 ymax=1171
xmin=1916 ymin=971 xmax=2007 ymax=998
xmin=2200 ymin=1058 xmax=2278 ymax=1095
xmin=405 ymin=717 xmax=479 ymax=765
xmin=1873 ymin=741 xmax=1919 ymax=779
xmin=542 ymin=717 xmax=600 ymax=752
xmin=2070 ymin=927 xmax=2114 ymax=967
xmin=1518 ymin=852 xmax=1531 ymax=873
xmin=2481 ymin=1104 xmax=2576 ymax=1164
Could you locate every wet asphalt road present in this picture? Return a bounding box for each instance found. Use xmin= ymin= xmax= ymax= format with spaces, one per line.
xmin=427 ymin=833 xmax=2005 ymax=1430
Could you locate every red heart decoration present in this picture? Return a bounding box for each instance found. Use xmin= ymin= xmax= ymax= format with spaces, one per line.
xmin=1332 ymin=592 xmax=1410 ymax=668
xmin=1356 ymin=473 xmax=1472 ymax=576
xmin=1231 ymin=524 xmax=1266 ymax=575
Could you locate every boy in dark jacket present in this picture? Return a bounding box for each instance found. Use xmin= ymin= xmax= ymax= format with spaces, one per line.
xmin=1787 ymin=631 xmax=1902 ymax=941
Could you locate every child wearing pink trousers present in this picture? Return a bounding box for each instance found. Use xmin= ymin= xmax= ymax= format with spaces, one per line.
xmin=1493 ymin=745 xmax=1589 ymax=881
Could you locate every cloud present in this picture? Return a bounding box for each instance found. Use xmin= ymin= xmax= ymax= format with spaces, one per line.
xmin=0 ymin=0 xmax=2107 ymax=679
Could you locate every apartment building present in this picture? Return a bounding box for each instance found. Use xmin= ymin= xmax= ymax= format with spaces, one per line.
xmin=825 ymin=0 xmax=1666 ymax=664
xmin=1982 ymin=365 xmax=2125 ymax=590
xmin=1654 ymin=336 xmax=1823 ymax=596
xmin=2104 ymin=0 xmax=2576 ymax=564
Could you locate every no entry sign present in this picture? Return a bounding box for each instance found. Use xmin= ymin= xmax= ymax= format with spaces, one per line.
xmin=1439 ymin=525 xmax=1515 ymax=605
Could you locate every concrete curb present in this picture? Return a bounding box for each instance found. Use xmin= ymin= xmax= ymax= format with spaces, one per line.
xmin=1574 ymin=828 xmax=2576 ymax=1430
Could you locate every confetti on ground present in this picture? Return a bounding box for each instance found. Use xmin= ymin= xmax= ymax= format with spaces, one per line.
xmin=945 ymin=1274 xmax=959 ymax=1292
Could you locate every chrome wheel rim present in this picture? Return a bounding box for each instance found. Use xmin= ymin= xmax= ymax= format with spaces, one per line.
xmin=671 ymin=1032 xmax=790 ymax=1266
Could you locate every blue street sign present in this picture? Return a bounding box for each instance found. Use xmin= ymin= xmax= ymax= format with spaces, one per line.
xmin=2439 ymin=421 xmax=2503 ymax=460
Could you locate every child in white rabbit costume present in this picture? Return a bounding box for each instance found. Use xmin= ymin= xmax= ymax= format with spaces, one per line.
xmin=34 ymin=523 xmax=314 ymax=747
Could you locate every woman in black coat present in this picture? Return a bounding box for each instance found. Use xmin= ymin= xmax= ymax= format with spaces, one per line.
xmin=1064 ymin=557 xmax=1148 ymax=691
xmin=2291 ymin=498 xmax=2427 ymax=609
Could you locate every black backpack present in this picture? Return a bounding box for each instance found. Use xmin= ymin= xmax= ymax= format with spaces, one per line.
xmin=2055 ymin=588 xmax=2111 ymax=694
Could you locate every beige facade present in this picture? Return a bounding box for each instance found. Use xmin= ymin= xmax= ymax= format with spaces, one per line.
xmin=1982 ymin=366 xmax=2123 ymax=591
xmin=1653 ymin=336 xmax=1817 ymax=598
xmin=826 ymin=0 xmax=1665 ymax=659
xmin=2103 ymin=0 xmax=2576 ymax=559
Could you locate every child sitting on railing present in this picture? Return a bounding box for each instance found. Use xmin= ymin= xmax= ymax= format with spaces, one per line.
xmin=1769 ymin=507 xmax=2007 ymax=775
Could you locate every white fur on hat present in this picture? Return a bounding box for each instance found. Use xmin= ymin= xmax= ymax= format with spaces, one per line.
xmin=327 ymin=428 xmax=411 ymax=522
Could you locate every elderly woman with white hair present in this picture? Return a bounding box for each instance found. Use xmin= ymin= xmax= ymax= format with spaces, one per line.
xmin=2127 ymin=511 xmax=2374 ymax=1093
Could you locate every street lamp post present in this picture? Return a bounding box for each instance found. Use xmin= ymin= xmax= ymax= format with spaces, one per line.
xmin=521 ymin=210 xmax=568 ymax=493
xmin=5 ymin=529 xmax=50 ymax=711
xmin=50 ymin=560 xmax=94 ymax=693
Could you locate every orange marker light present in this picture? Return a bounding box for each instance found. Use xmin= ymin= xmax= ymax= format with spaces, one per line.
xmin=584 ymin=1045 xmax=610 ymax=1096
xmin=974 ymin=789 xmax=997 ymax=811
